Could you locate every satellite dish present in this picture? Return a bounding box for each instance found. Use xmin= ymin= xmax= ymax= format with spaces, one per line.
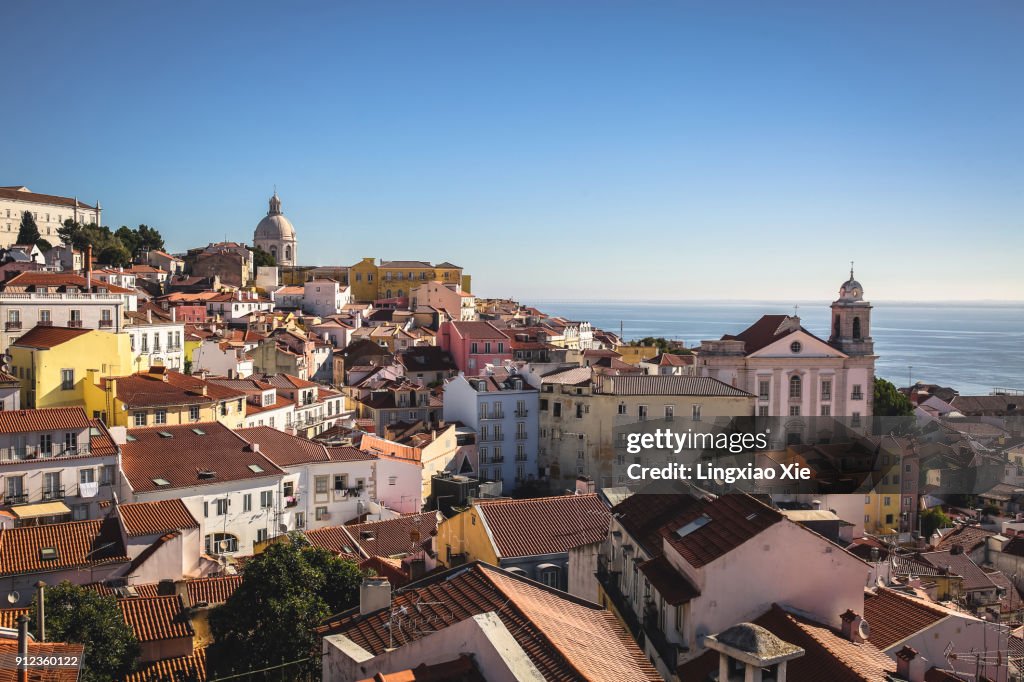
xmin=7 ymin=591 xmax=19 ymax=604
xmin=858 ymin=618 xmax=871 ymax=641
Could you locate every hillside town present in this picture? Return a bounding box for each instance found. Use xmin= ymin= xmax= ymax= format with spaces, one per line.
xmin=1 ymin=184 xmax=1023 ymax=681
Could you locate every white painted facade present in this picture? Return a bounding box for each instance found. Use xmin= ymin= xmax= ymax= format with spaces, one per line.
xmin=0 ymin=186 xmax=101 ymax=249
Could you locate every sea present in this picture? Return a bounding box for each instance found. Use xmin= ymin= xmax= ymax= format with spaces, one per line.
xmin=525 ymin=300 xmax=1024 ymax=397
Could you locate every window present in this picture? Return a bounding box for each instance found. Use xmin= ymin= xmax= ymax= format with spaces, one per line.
xmin=216 ymin=498 xmax=228 ymax=515
xmin=851 ymin=384 xmax=864 ymax=400
xmin=39 ymin=434 xmax=52 ymax=455
xmin=638 ymin=405 xmax=648 ymax=421
xmin=334 ymin=474 xmax=348 ymax=491
xmin=617 ymin=403 xmax=627 ymax=415
xmin=316 ymin=506 xmax=328 ymax=521
xmin=206 ymin=533 xmax=238 ymax=554
xmin=189 ymin=405 xmax=200 ymax=421
xmin=691 ymin=405 xmax=701 ymax=421
xmin=314 ymin=475 xmax=329 ymax=495
xmin=79 ymin=468 xmax=95 ymax=484
xmin=821 ymin=405 xmax=831 ymax=416
xmin=758 ymin=380 xmax=769 ymax=400
xmin=295 ymin=512 xmax=305 ymax=529
xmin=852 ymin=412 xmax=862 ymax=427
xmin=553 ymin=402 xmax=562 ymax=418
xmin=789 ymin=375 xmax=801 ymax=399
xmin=539 ymin=566 xmax=560 ymax=588
xmin=134 ymin=412 xmax=147 ymax=427
xmin=758 ymin=406 xmax=769 ymax=417
xmin=260 ymin=490 xmax=273 ymax=508
xmin=664 ymin=405 xmax=674 ymax=419
xmin=388 ymin=476 xmax=397 ymax=486
xmin=100 ymin=465 xmax=114 ymax=485
xmin=61 ymin=369 xmax=74 ymax=391
xmin=790 ymin=341 xmax=802 ymax=353
xmin=471 ymin=342 xmax=479 ymax=354
xmin=243 ymin=494 xmax=252 ymax=512
xmin=155 ymin=409 xmax=167 ymax=425
xmin=789 ymin=405 xmax=801 ymax=416
xmin=821 ymin=379 xmax=832 ymax=401
xmin=40 ymin=309 xmax=51 ymax=323
xmin=256 ymin=528 xmax=268 ymax=543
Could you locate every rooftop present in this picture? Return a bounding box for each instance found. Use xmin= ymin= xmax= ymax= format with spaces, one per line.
xmin=0 ymin=406 xmax=91 ymax=434
xmin=475 ymin=493 xmax=610 ymax=559
xmin=599 ymin=374 xmax=753 ymax=397
xmin=0 ymin=517 xmax=127 ymax=577
xmin=118 ymin=499 xmax=199 ymax=537
xmin=118 ymin=594 xmax=194 ymax=642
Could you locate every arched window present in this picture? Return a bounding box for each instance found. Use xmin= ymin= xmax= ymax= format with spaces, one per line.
xmin=269 ymin=246 xmax=277 ymax=260
xmin=205 ymin=532 xmax=239 ymax=554
xmin=789 ymin=375 xmax=802 ymax=399
xmin=852 ymin=317 xmax=861 ymax=339
xmin=833 ymin=315 xmax=841 ymax=338
xmin=397 ymin=289 xmax=404 ymax=298
xmin=385 ymin=289 xmax=392 ymax=299
xmin=285 ymin=245 xmax=292 ymax=261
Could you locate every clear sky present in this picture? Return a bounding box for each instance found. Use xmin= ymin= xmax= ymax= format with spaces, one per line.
xmin=3 ymin=1 xmax=1021 ymax=301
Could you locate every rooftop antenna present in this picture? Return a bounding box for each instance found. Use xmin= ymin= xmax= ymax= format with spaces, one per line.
xmin=850 ymin=260 xmax=855 ymax=279
xmin=793 ymin=304 xmax=799 ymax=317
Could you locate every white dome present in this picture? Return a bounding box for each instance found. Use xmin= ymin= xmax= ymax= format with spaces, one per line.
xmin=255 ymin=213 xmax=295 ymax=241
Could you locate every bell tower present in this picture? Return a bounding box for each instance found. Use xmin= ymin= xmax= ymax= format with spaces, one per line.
xmin=829 ymin=263 xmax=873 ymax=356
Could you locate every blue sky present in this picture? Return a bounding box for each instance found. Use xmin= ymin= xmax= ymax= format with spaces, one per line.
xmin=3 ymin=1 xmax=1021 ymax=301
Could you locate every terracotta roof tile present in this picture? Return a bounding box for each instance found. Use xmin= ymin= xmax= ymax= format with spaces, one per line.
xmin=446 ymin=321 xmax=511 ymax=340
xmin=119 ymin=499 xmax=199 ymax=537
xmin=678 ymin=604 xmax=896 ymax=682
xmin=476 ymin=493 xmax=610 ymax=558
xmin=355 ymin=655 xmax=483 ymax=682
xmin=612 ymin=485 xmax=708 ymax=556
xmin=10 ymin=326 xmax=92 ymax=349
xmin=326 ymin=446 xmax=378 ymax=462
xmin=0 ymin=641 xmax=85 ymax=682
xmin=863 ymin=587 xmax=950 ymax=650
xmin=342 ymin=512 xmax=440 ymax=559
xmin=121 ymin=421 xmax=285 ymax=493
xmin=187 ymin=575 xmax=243 ymax=605
xmin=304 ymin=526 xmax=361 ymax=560
xmin=0 ymin=607 xmax=29 ymax=628
xmin=118 ymin=594 xmax=194 ymax=642
xmin=85 ymin=582 xmax=160 ymax=598
xmin=0 ymin=407 xmax=91 ymax=433
xmin=236 ymin=426 xmax=330 ymax=466
xmin=321 ymin=562 xmax=661 ymax=682
xmin=661 ymin=493 xmax=783 ymax=568
xmin=933 ymin=524 xmax=995 ymax=553
xmin=0 ymin=186 xmax=96 ymax=209
xmin=124 ymin=647 xmax=207 ymax=682
xmin=600 ymin=374 xmax=753 ymax=397
xmin=638 ymin=555 xmax=700 ymax=605
xmin=0 ymin=517 xmax=128 ymax=576
xmin=3 ymin=271 xmax=135 ymax=294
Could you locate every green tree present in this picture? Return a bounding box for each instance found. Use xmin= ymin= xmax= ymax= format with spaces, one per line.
xmin=207 ymin=537 xmax=362 ymax=679
xmin=35 ymin=238 xmax=53 ymax=252
xmin=99 ymin=241 xmax=133 ymax=267
xmin=135 ymin=224 xmax=165 ymax=253
xmin=16 ymin=211 xmax=41 ymax=246
xmin=29 ymin=582 xmax=139 ymax=682
xmin=873 ymin=377 xmax=914 ymax=417
xmin=115 ymin=226 xmax=141 ymax=256
xmin=251 ymin=245 xmax=276 ymax=268
xmin=920 ymin=507 xmax=952 ymax=539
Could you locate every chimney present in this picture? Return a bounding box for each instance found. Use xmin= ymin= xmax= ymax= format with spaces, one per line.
xmin=575 ymin=476 xmax=596 ymax=495
xmin=17 ymin=615 xmax=28 ymax=682
xmin=359 ymin=578 xmax=391 ymax=615
xmin=896 ymin=645 xmax=924 ymax=681
xmin=170 ymin=307 xmax=177 ymax=322
xmin=839 ymin=609 xmax=867 ymax=643
xmin=85 ymin=244 xmax=93 ymax=292
xmin=34 ymin=581 xmax=45 ymax=642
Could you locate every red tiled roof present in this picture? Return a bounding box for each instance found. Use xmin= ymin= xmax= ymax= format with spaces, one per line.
xmin=721 ymin=314 xmax=799 ymax=354
xmin=187 ymin=575 xmax=243 ymax=605
xmin=125 ymin=647 xmax=207 ymax=682
xmin=358 ymin=556 xmax=411 ymax=588
xmin=0 ymin=186 xmax=96 ymax=209
xmin=121 ymin=421 xmax=285 ymax=493
xmin=933 ymin=524 xmax=994 ymax=553
xmin=677 ymin=604 xmax=895 ymax=682
xmin=236 ymin=426 xmax=330 ymax=466
xmin=304 ymin=526 xmax=361 ymax=560
xmin=0 ymin=607 xmax=29 ymax=628
xmin=104 ymin=370 xmax=245 ymax=408
xmin=612 ymin=485 xmax=709 ymax=557
xmin=0 ymin=406 xmax=91 ymax=433
xmin=326 ymin=446 xmax=378 ymax=462
xmin=119 ymin=499 xmax=199 ymax=537
xmin=0 ymin=641 xmax=85 ymax=682
xmin=356 ymin=655 xmax=483 ymax=682
xmin=661 ymin=493 xmax=783 ymax=568
xmin=118 ymin=594 xmax=194 ymax=642
xmin=3 ymin=271 xmax=135 ymax=294
xmin=863 ymin=587 xmax=950 ymax=650
xmin=476 ymin=493 xmax=610 ymax=559
xmin=343 ymin=512 xmax=440 ymax=559
xmin=446 ymin=320 xmax=511 ymax=340
xmin=89 ymin=419 xmax=119 ymax=457
xmin=1002 ymin=536 xmax=1024 ymax=557
xmin=916 ymin=549 xmax=996 ymax=592
xmin=320 ymin=562 xmax=662 ymax=682
xmin=11 ymin=326 xmax=92 ymax=349
xmin=85 ymin=582 xmax=160 ymax=598
xmin=0 ymin=517 xmax=128 ymax=576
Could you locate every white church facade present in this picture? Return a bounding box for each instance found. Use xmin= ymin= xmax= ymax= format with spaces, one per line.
xmin=253 ymin=191 xmax=297 ymax=267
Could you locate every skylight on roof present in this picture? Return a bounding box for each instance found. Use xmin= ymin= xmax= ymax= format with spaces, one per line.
xmin=39 ymin=547 xmax=59 ymax=561
xmin=158 ymin=431 xmax=174 ymax=438
xmin=152 ymin=478 xmax=171 ymax=486
xmin=126 ymin=435 xmax=136 ymax=441
xmin=675 ymin=514 xmax=712 ymax=539
xmin=248 ymin=464 xmax=264 ymax=473
xmin=192 ymin=428 xmax=206 ymax=436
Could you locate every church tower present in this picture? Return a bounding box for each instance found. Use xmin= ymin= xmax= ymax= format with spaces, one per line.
xmin=253 ymin=190 xmax=298 ymax=267
xmin=829 ymin=265 xmax=873 ymax=356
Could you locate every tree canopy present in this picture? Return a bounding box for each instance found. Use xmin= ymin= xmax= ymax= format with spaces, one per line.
xmin=628 ymin=336 xmax=691 ymax=354
xmin=920 ymin=507 xmax=952 ymax=539
xmin=873 ymin=377 xmax=914 ymax=417
xmin=251 ymin=244 xmax=277 ymax=268
xmin=207 ymin=536 xmax=363 ymax=679
xmin=29 ymin=581 xmax=139 ymax=682
xmin=57 ymin=221 xmax=165 ymax=267
xmin=15 ymin=210 xmax=51 ymax=251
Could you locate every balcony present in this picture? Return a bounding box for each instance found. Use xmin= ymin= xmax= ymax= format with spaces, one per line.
xmin=67 ymin=320 xmax=83 ymax=328
xmin=42 ymin=487 xmax=66 ymax=501
xmin=596 ymin=556 xmax=642 ymax=643
xmin=515 ymin=409 xmax=528 ymax=417
xmin=644 ymin=605 xmax=688 ymax=669
xmin=37 ymin=320 xmax=53 ymax=327
xmin=3 ymin=493 xmax=29 ymax=506
xmin=0 ymin=445 xmax=90 ymax=462
xmin=516 ymin=433 xmax=528 ymax=441
xmin=852 ymin=391 xmax=864 ymax=401
xmin=4 ymin=321 xmax=22 ymax=331
xmin=285 ymin=496 xmax=299 ymax=508
xmin=99 ymin=319 xmax=113 ymax=329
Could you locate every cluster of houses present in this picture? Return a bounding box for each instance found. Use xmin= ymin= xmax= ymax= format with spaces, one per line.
xmin=1 ymin=186 xmax=1023 ymax=680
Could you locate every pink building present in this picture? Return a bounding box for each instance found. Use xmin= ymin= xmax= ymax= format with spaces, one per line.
xmin=439 ymin=321 xmax=512 ymax=375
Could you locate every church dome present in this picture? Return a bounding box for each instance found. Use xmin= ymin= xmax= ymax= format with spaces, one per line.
xmin=838 ymin=264 xmax=864 ymax=300
xmin=254 ymin=192 xmax=295 ymax=241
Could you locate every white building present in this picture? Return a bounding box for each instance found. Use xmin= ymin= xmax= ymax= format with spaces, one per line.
xmin=192 ymin=340 xmax=254 ymax=379
xmin=253 ymin=192 xmax=297 ymax=267
xmin=442 ymin=369 xmax=539 ymax=491
xmin=0 ymin=186 xmax=101 ymax=249
xmin=125 ymin=307 xmax=185 ymax=372
xmin=302 ymin=278 xmax=352 ymax=317
xmin=0 ymin=406 xmax=120 ymax=525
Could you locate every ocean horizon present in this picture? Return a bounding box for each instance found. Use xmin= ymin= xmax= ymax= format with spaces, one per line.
xmin=525 ymin=299 xmax=1024 ymax=397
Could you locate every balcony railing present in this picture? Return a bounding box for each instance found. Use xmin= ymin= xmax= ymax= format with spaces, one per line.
xmin=852 ymin=391 xmax=864 ymax=400
xmin=0 ymin=445 xmax=90 ymax=462
xmin=37 ymin=320 xmax=53 ymax=327
xmin=98 ymin=319 xmax=113 ymax=328
xmin=67 ymin=320 xmax=83 ymax=328
xmin=516 ymin=433 xmax=528 ymax=441
xmin=515 ymin=409 xmax=528 ymax=417
xmin=644 ymin=607 xmax=688 ymax=669
xmin=4 ymin=321 xmax=22 ymax=331
xmin=42 ymin=487 xmax=66 ymax=501
xmin=596 ymin=556 xmax=642 ymax=643
xmin=3 ymin=493 xmax=29 ymax=506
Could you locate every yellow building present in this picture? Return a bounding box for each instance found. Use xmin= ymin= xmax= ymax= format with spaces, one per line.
xmin=615 ymin=345 xmax=660 ymax=364
xmin=9 ymin=327 xmax=132 ymax=409
xmin=863 ymin=488 xmax=902 ymax=535
xmin=348 ymin=258 xmax=470 ymax=303
xmin=434 ymin=504 xmax=499 ymax=567
xmin=82 ymin=367 xmax=248 ymax=429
